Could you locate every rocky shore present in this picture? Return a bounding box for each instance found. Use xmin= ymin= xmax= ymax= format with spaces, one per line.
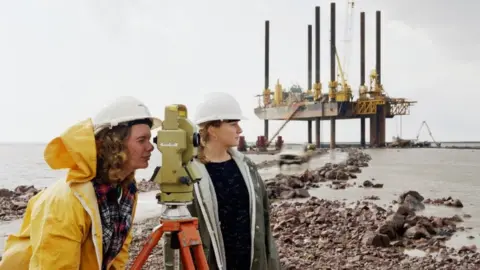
xmin=264 ymin=148 xmax=376 ymax=200
xmin=125 ymin=148 xmax=480 ymax=269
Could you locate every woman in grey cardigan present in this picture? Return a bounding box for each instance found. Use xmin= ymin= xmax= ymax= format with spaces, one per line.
xmin=164 ymin=92 xmax=281 ymax=270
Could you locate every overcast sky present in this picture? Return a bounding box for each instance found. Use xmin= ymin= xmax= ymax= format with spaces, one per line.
xmin=0 ymin=0 xmax=478 ymax=143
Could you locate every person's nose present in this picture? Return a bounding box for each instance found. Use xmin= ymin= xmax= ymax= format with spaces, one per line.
xmin=147 ymin=141 xmax=154 ymax=152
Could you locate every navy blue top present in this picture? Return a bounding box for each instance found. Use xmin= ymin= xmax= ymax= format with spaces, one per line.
xmin=205 ymin=158 xmax=252 ymax=270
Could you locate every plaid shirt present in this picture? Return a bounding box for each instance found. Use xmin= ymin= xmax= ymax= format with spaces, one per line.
xmin=93 ymin=180 xmax=137 ymax=270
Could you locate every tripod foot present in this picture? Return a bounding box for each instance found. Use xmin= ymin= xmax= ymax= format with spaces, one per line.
xmin=129 ymin=218 xmax=209 ymax=270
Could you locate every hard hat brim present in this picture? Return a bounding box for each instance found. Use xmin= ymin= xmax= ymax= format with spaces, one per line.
xmin=194 ymin=114 xmax=248 ymax=126
xmin=94 ymin=117 xmax=163 ymax=135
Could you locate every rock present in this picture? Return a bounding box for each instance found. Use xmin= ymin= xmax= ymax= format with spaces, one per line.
xmin=331 ymin=182 xmax=347 ymax=190
xmin=362 ymin=231 xmax=390 ymax=247
xmin=401 ymin=194 xmax=425 ymax=212
xmin=325 ymin=170 xmax=337 ymax=180
xmin=0 ymin=185 xmax=44 ymax=221
xmin=280 ymin=190 xmax=296 ymax=200
xmin=294 ymin=189 xmax=310 ymax=198
xmin=336 ymin=171 xmax=349 ymax=180
xmin=425 ymin=197 xmax=464 ymax=208
xmin=404 ymin=224 xmax=431 ymax=239
xmin=399 ymin=190 xmax=425 ymax=204
xmin=459 ymin=245 xmax=477 ymax=253
xmin=345 ymin=165 xmax=361 ymax=173
xmin=0 ymin=188 xmax=14 ymax=198
xmin=385 ymin=212 xmax=406 ymax=233
xmin=378 ymin=223 xmax=398 ymax=240
xmin=363 ymin=180 xmax=373 ymax=187
xmin=372 ymin=183 xmax=384 ymax=188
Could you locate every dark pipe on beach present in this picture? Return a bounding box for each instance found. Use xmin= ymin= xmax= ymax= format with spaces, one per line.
xmin=314 ymin=6 xmax=321 ymax=148
xmin=360 ymin=12 xmax=366 ymax=147
xmin=308 ymin=24 xmax=313 ymax=144
xmin=308 ymin=24 xmax=313 ymax=91
xmin=264 ymin=20 xmax=270 ymax=140
xmin=360 ymin=12 xmax=366 ymax=87
xmin=330 ymin=2 xmax=336 ymax=83
xmin=376 ymin=11 xmax=381 ymax=85
xmin=315 ymin=7 xmax=320 ymax=84
xmin=329 ymin=2 xmax=336 ymax=149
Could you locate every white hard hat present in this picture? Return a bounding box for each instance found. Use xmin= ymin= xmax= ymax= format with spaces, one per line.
xmin=194 ymin=92 xmax=247 ymax=125
xmin=93 ymin=96 xmax=163 ymax=135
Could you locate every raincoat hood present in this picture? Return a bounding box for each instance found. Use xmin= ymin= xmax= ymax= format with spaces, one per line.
xmin=44 ymin=118 xmax=97 ymax=184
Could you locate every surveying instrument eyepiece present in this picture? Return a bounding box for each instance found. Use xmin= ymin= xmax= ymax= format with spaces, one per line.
xmin=130 ymin=104 xmax=209 ymax=270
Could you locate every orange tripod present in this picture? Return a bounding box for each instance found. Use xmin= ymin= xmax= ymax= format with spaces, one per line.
xmin=129 ymin=204 xmax=209 ymax=270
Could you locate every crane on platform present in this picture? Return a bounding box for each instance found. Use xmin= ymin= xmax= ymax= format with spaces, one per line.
xmin=265 ymin=101 xmax=306 ymax=147
xmin=332 ymin=0 xmax=355 ymax=102
xmin=334 ymin=47 xmax=353 ymax=101
xmin=414 ymin=121 xmax=441 ymax=147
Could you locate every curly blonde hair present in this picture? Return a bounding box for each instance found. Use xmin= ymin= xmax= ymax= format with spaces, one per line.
xmin=197 ymin=120 xmax=232 ymax=164
xmin=95 ymin=125 xmax=134 ymax=185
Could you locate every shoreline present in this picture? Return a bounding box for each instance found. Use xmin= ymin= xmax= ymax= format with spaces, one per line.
xmin=125 ymin=148 xmax=480 ymax=269
xmin=0 ymin=152 xmax=332 ymax=223
xmin=1 ymin=148 xmax=479 ymax=268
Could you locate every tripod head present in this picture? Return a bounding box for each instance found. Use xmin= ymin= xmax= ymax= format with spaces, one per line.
xmin=151 ymin=104 xmax=202 ymax=204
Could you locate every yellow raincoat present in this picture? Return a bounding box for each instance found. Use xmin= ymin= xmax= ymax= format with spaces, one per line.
xmin=0 ymin=118 xmax=138 ymax=270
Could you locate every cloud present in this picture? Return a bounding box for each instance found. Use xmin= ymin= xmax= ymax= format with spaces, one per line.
xmin=376 ymin=0 xmax=480 ymax=62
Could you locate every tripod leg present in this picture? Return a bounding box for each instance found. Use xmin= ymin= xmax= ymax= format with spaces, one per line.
xmin=177 ymin=222 xmax=209 ymax=270
xmin=130 ymin=224 xmax=165 ymax=270
xmin=191 ymin=244 xmax=208 ymax=269
xmin=179 ymin=244 xmax=195 ymax=270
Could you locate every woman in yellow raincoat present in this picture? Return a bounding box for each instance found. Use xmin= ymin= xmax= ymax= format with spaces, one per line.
xmin=0 ymin=96 xmax=162 ymax=270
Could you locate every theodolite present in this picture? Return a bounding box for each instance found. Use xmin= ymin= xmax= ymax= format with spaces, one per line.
xmin=129 ymin=104 xmax=209 ymax=270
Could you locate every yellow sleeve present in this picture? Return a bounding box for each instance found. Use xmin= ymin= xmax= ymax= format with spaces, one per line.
xmin=28 ymin=198 xmax=84 ymax=269
xmin=110 ymin=229 xmax=134 ymax=269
